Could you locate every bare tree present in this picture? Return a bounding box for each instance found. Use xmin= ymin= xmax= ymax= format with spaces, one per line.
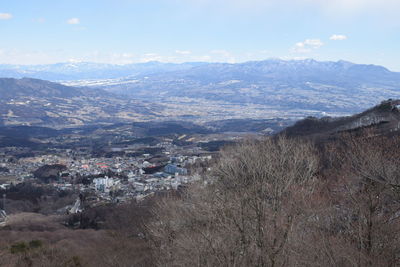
xmin=147 ymin=137 xmax=319 ymax=266
xmin=333 ymin=133 xmax=400 ymax=266
xmin=298 ymin=132 xmax=400 ymax=267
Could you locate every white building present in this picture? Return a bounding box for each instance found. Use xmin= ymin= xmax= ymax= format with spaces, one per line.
xmin=93 ymin=176 xmax=119 ymax=193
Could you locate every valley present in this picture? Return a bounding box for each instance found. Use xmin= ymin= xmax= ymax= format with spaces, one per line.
xmin=1 ymin=59 xmax=400 ymax=129
xmin=1 ymin=60 xmax=400 ymax=266
xmin=2 ymin=0 xmax=399 ymax=265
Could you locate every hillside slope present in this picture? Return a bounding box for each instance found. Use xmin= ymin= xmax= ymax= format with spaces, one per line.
xmin=0 ymin=78 xmax=161 ymax=127
xmin=282 ymin=99 xmax=400 ymax=139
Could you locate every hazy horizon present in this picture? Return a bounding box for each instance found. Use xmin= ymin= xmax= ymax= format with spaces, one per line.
xmin=1 ymin=58 xmax=399 ymax=73
xmin=1 ymin=0 xmax=399 ymax=71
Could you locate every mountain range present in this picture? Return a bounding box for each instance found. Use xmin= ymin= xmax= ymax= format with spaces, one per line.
xmin=86 ymin=59 xmax=400 ymax=114
xmin=0 ymin=59 xmax=399 ymax=126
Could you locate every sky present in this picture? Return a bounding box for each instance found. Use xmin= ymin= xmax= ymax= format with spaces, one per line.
xmin=0 ymin=0 xmax=399 ymax=71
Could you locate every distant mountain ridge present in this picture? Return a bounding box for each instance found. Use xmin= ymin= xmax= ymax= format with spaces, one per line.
xmin=1 ymin=59 xmax=397 ymax=82
xmin=85 ymin=59 xmax=400 ymax=114
xmin=1 ymin=59 xmax=400 ymax=123
xmin=0 ymin=78 xmax=161 ymax=127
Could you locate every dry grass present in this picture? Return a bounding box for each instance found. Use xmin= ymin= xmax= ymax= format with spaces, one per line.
xmin=0 ymin=212 xmax=153 ymax=267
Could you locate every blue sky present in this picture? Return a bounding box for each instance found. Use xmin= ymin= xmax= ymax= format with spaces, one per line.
xmin=0 ymin=0 xmax=399 ymax=71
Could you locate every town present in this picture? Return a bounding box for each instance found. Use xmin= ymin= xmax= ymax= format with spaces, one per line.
xmin=0 ymin=133 xmax=220 ymax=217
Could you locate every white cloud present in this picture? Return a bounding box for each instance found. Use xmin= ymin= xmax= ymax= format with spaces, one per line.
xmin=140 ymin=53 xmax=165 ymax=62
xmin=104 ymin=53 xmax=136 ymax=64
xmin=0 ymin=48 xmax=64 ymax=65
xmin=67 ymin=18 xmax=80 ymax=25
xmin=175 ymin=50 xmax=192 ymax=55
xmin=292 ymin=39 xmax=323 ymax=53
xmin=293 ymin=43 xmax=311 ymax=53
xmin=0 ymin=48 xmax=138 ymax=65
xmin=210 ymin=50 xmax=236 ymax=63
xmin=304 ymin=39 xmax=324 ymax=48
xmin=330 ymin=34 xmax=347 ymax=41
xmin=0 ymin=13 xmax=12 ymax=20
xmin=80 ymin=51 xmax=137 ymax=64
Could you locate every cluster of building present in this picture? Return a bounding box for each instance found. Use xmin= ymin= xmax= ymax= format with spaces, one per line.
xmin=0 ymin=144 xmax=213 ymax=208
xmin=70 ymin=153 xmax=210 ymax=204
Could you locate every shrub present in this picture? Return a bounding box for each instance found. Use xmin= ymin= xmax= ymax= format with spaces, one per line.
xmin=10 ymin=242 xmax=29 ymax=254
